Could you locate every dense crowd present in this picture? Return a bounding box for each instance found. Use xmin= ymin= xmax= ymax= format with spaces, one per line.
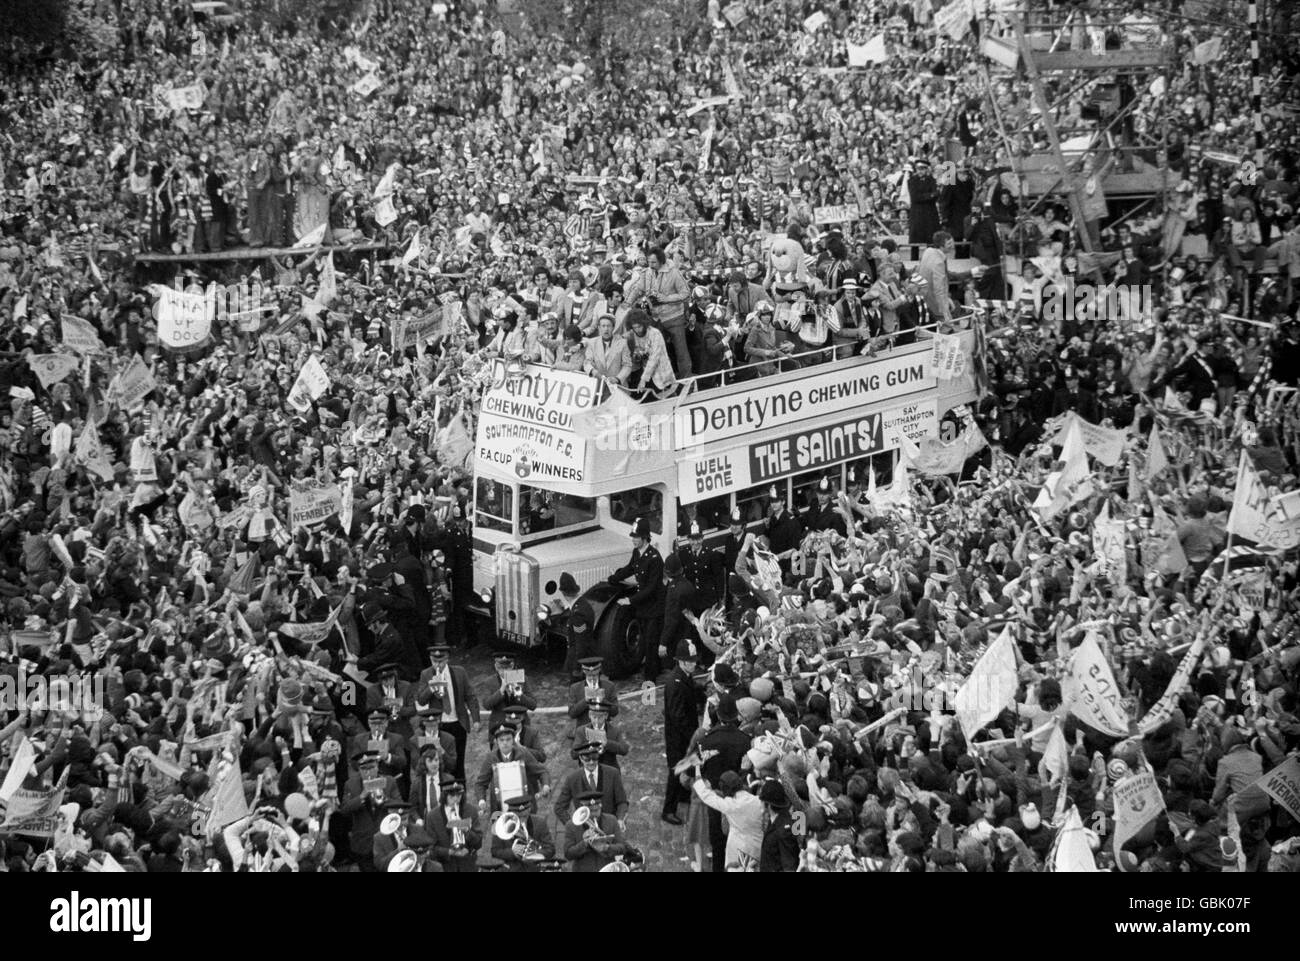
xmin=0 ymin=0 xmax=1298 ymax=872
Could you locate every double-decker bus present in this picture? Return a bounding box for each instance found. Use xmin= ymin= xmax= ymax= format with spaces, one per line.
xmin=470 ymin=328 xmax=984 ymax=677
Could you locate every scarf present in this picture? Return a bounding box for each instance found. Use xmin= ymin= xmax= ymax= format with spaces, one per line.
xmin=317 ymin=758 xmax=339 ymax=801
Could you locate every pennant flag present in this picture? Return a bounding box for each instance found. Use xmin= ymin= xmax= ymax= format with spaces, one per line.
xmin=1229 ymin=451 xmax=1298 ymax=548
xmin=1255 ymin=757 xmax=1300 ymax=825
xmin=115 ymin=354 xmax=158 ymax=410
xmin=1034 ymin=415 xmax=1093 ymax=518
xmin=723 ymin=62 xmax=741 ymax=99
xmin=75 ymin=422 xmax=115 ymax=482
xmin=293 ymin=222 xmax=327 ymax=249
xmin=375 ymin=195 xmax=397 ymax=227
xmin=373 ymin=162 xmax=399 ymax=199
xmin=1112 ymin=770 xmax=1167 ymax=859
xmin=227 ymin=553 xmax=260 ymax=595
xmin=0 ymin=736 xmax=36 ymax=803
xmin=1065 ymin=632 xmax=1132 ymax=737
xmin=1143 ymin=498 xmax=1188 ymax=575
xmin=204 ymin=760 xmax=249 ymax=836
xmin=0 ymin=768 xmax=69 ymax=836
xmin=1193 ymin=36 xmax=1222 ymax=64
xmin=14 ymin=293 xmax=28 ymax=320
xmin=953 ymin=626 xmax=1019 ymax=741
xmin=1146 ymin=426 xmax=1169 ymax=480
xmin=1040 ymin=722 xmax=1071 ymax=785
xmin=339 ymin=479 xmax=355 ymax=534
xmin=803 ymin=10 xmax=828 ymax=33
xmin=27 ymin=353 xmax=80 ymax=389
xmin=287 ymin=355 xmax=331 ymax=413
xmin=1046 ymin=806 xmax=1099 ymax=872
xmin=62 ymin=316 xmax=105 ymax=354
xmin=401 ymin=229 xmax=423 ymax=267
xmin=317 ymin=253 xmax=337 ymax=305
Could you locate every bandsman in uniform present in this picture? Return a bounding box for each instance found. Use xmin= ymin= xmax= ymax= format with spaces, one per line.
xmin=427 ymin=775 xmax=482 ymax=873
xmin=567 ymin=657 xmax=619 ymax=741
xmin=473 ymin=722 xmax=550 ymax=817
xmin=573 ymin=694 xmax=629 ymax=770
xmin=482 ymin=650 xmax=539 ymax=737
xmin=608 ymin=516 xmax=665 ymax=682
xmin=564 ymin=791 xmax=630 ymax=872
xmin=490 ymin=794 xmax=556 ymax=872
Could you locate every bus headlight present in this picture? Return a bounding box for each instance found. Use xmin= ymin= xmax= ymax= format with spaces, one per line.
xmin=479 ymin=588 xmax=494 ymax=606
xmin=537 ymin=607 xmax=550 ymax=624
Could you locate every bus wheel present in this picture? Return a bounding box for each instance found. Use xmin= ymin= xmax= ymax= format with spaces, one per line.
xmin=597 ymin=603 xmax=644 ymax=680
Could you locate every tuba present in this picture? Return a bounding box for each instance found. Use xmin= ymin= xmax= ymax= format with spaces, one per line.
xmin=387 ymin=849 xmax=419 ymax=873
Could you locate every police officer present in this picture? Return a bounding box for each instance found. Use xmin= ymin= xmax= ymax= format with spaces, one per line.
xmin=677 ymin=521 xmax=723 ymax=610
xmin=764 ymin=487 xmax=804 ymax=574
xmin=660 ymin=554 xmax=699 ymax=668
xmin=607 ymin=517 xmax=665 ymax=682
xmin=721 ymin=508 xmax=747 ymax=603
xmin=661 ymin=639 xmax=703 ymax=825
xmin=562 ymin=598 xmax=598 ymax=680
xmin=802 ymin=476 xmax=847 ymax=535
xmin=434 ymin=504 xmax=475 ymax=649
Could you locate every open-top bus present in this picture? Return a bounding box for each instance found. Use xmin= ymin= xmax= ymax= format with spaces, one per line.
xmin=469 ymin=326 xmax=984 ymax=677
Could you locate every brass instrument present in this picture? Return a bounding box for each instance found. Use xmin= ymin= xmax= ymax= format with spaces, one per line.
xmin=493 ymin=811 xmax=545 ymax=861
xmin=571 ymin=805 xmax=613 ymax=845
xmin=387 ymin=849 xmax=418 ymax=872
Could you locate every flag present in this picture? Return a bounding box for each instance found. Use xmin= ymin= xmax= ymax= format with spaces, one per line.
xmin=1065 ymin=633 xmax=1132 ymax=737
xmin=14 ymin=293 xmax=28 ymax=321
xmin=1193 ymin=36 xmax=1222 ymax=64
xmin=1040 ymin=722 xmax=1071 ymax=785
xmin=434 ymin=412 xmax=474 ymax=469
xmin=317 ymin=253 xmax=337 ymax=305
xmin=1228 ymin=450 xmax=1297 ymax=548
xmin=373 ymin=162 xmax=399 ymax=199
xmin=1146 ymin=426 xmax=1168 ymax=480
xmin=402 ymin=229 xmax=423 ymax=267
xmin=953 ymin=627 xmax=1019 ymax=741
xmin=1112 ymin=770 xmax=1166 ymax=859
xmin=1144 ymin=497 xmax=1188 ymax=575
xmin=1033 ymin=415 xmax=1093 ymax=518
xmin=723 ymin=63 xmax=741 ymax=99
xmin=75 ymin=422 xmax=114 ymax=482
xmin=287 ymin=355 xmax=331 ymax=413
xmin=1046 ymin=806 xmax=1098 ymax=872
xmin=0 ymin=768 xmax=68 ymax=835
xmin=1255 ymin=757 xmax=1300 ymax=824
xmin=204 ymin=760 xmax=249 ymax=836
xmin=1139 ymin=635 xmax=1207 ymax=734
xmin=62 ymin=315 xmax=105 ymax=354
xmin=0 ymin=736 xmax=36 ymax=803
xmin=228 ymin=553 xmax=260 ymax=595
xmin=293 ymin=222 xmax=327 ymax=249
xmin=27 ymin=353 xmax=80 ymax=389
xmin=803 ymin=10 xmax=828 ymax=32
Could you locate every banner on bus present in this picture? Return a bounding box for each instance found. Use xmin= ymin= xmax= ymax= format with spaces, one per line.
xmin=674 ymin=350 xmax=935 ymax=448
xmin=677 ymin=398 xmax=938 ymax=504
xmin=476 ymin=363 xmax=605 ymax=487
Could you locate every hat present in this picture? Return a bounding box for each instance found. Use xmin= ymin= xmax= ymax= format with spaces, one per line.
xmin=729 ymin=508 xmax=743 ymax=526
xmin=576 ymin=742 xmax=601 ymax=758
xmin=713 ymin=663 xmax=739 ymax=687
xmin=428 ymin=644 xmax=451 ymax=658
xmin=490 ymin=723 xmax=517 ymax=739
xmin=559 ymin=572 xmax=580 ymax=595
xmin=675 ymin=639 xmax=698 ymax=661
xmin=630 ymin=517 xmax=651 ymax=539
xmin=367 ymin=708 xmax=390 ymax=721
xmin=492 ymin=651 xmax=515 ymax=662
xmin=503 ymin=794 xmax=532 ymax=809
xmin=579 ymin=657 xmax=603 ymax=671
xmin=367 ymin=562 xmax=395 ymax=581
xmin=736 ymin=697 xmax=762 ymax=723
xmin=664 ymin=554 xmax=684 ymax=578
xmin=354 ymin=749 xmax=382 ymax=764
xmin=587 ymin=694 xmax=612 ymax=713
xmin=688 ymin=521 xmax=703 ymax=539
xmin=502 ymin=705 xmax=530 ymax=720
xmin=749 ymin=677 xmax=774 ymax=702
xmin=577 ymin=789 xmax=603 ymax=803
xmin=440 ymin=775 xmax=464 ymax=792
xmin=715 ymin=696 xmax=740 ymax=723
xmin=1019 ymin=803 xmax=1041 ymax=831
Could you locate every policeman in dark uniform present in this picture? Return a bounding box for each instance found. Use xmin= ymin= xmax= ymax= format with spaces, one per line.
xmin=562 ymin=598 xmax=598 ymax=680
xmin=720 ymin=509 xmax=747 ymax=604
xmin=660 ymin=553 xmax=700 ymax=669
xmin=802 ymin=476 xmax=848 ymax=536
xmin=434 ymin=504 xmax=475 ymax=649
xmin=677 ymin=522 xmax=723 ymax=610
xmin=661 ymin=639 xmax=703 ymax=825
xmin=764 ymin=487 xmax=804 ymax=575
xmin=607 ymin=517 xmax=665 ymax=682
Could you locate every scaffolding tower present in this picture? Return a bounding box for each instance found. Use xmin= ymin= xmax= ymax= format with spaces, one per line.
xmin=978 ymin=4 xmax=1178 ymax=254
